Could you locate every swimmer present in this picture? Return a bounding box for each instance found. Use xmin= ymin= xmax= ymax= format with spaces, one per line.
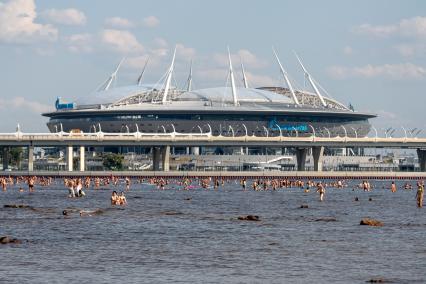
xmin=28 ymin=177 xmax=35 ymax=192
xmin=316 ymin=182 xmax=325 ymax=202
xmin=416 ymin=181 xmax=424 ymax=208
xmin=111 ymin=191 xmax=118 ymax=205
xmin=391 ymin=181 xmax=397 ymax=193
xmin=125 ymin=177 xmax=131 ymax=191
xmin=68 ymin=179 xmax=76 ymax=198
xmin=118 ymin=192 xmax=127 ymax=206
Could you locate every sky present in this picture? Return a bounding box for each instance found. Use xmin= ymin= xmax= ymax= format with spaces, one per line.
xmin=0 ymin=0 xmax=425 ymax=135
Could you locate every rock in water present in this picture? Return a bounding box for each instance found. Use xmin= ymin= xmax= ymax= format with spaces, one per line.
xmin=360 ymin=218 xmax=383 ymax=227
xmin=4 ymin=204 xmax=31 ymax=209
xmin=238 ymin=215 xmax=260 ymax=221
xmin=0 ymin=236 xmax=22 ymax=244
xmin=300 ymin=204 xmax=309 ymax=208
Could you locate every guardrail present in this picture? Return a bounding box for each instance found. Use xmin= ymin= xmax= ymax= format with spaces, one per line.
xmin=1 ymin=131 xmax=426 ymax=146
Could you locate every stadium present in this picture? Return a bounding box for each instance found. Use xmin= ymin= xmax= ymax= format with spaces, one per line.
xmin=43 ymin=48 xmax=376 ymax=139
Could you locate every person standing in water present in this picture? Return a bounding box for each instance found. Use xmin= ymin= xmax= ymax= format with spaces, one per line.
xmin=316 ymin=182 xmax=325 ymax=202
xmin=391 ymin=181 xmax=397 ymax=193
xmin=416 ymin=181 xmax=424 ymax=208
xmin=125 ymin=177 xmax=131 ymax=191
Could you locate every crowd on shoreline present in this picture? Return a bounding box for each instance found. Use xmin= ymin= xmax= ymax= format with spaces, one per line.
xmin=0 ymin=175 xmax=424 ymax=207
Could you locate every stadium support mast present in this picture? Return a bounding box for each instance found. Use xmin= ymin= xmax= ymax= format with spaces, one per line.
xmin=272 ymin=48 xmax=299 ymax=105
xmin=241 ymin=59 xmax=249 ymax=88
xmin=104 ymin=58 xmax=125 ymax=91
xmin=294 ymin=52 xmax=327 ymax=107
xmin=137 ymin=57 xmax=150 ymax=86
xmin=186 ymin=59 xmax=193 ymax=91
xmin=162 ymin=47 xmax=176 ymax=104
xmin=228 ymin=47 xmax=239 ymax=106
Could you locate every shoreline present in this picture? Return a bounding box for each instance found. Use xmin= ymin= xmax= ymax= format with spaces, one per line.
xmin=1 ymin=170 xmax=425 ymax=180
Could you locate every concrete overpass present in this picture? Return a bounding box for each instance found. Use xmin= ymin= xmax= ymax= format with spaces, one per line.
xmin=0 ymin=131 xmax=426 ymax=172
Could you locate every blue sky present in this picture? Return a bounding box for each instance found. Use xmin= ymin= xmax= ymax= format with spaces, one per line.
xmin=0 ymin=0 xmax=425 ymax=134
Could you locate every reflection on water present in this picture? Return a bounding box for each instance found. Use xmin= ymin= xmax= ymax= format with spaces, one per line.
xmin=0 ymin=179 xmax=425 ymax=283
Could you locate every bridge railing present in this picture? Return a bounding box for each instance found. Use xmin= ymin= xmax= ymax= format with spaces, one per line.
xmin=2 ymin=130 xmax=426 ymax=144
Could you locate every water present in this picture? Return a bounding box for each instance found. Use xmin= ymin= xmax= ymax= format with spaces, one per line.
xmin=0 ymin=180 xmax=425 ymax=283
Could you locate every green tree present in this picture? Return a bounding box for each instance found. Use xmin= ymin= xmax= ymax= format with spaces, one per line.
xmin=102 ymin=153 xmax=124 ymax=171
xmin=10 ymin=147 xmax=23 ymax=167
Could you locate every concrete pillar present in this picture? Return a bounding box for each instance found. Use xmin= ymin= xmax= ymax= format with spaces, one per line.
xmin=28 ymin=146 xmax=34 ymax=172
xmin=312 ymin=146 xmax=324 ymax=172
xmin=162 ymin=146 xmax=170 ymax=172
xmin=186 ymin=147 xmax=190 ymax=155
xmin=417 ymin=149 xmax=426 ymax=172
xmin=79 ymin=146 xmax=85 ymax=172
xmin=191 ymin=147 xmax=200 ymax=155
xmin=296 ymin=148 xmax=308 ymax=171
xmin=153 ymin=147 xmax=161 ymax=171
xmin=2 ymin=147 xmax=9 ymax=170
xmin=66 ymin=146 xmax=73 ymax=172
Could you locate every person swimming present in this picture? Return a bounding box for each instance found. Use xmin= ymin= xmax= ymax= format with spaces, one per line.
xmin=316 ymin=182 xmax=325 ymax=202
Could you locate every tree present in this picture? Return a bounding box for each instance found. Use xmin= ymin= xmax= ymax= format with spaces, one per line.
xmin=102 ymin=153 xmax=124 ymax=171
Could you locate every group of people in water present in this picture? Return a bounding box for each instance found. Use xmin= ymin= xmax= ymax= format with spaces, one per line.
xmin=0 ymin=175 xmax=424 ymax=207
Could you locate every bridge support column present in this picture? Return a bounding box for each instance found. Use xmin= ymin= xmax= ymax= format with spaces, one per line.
xmin=153 ymin=147 xmax=161 ymax=171
xmin=2 ymin=147 xmax=9 ymax=170
xmin=28 ymin=146 xmax=34 ymax=172
xmin=66 ymin=146 xmax=73 ymax=172
xmin=312 ymin=146 xmax=324 ymax=172
xmin=162 ymin=146 xmax=170 ymax=172
xmin=417 ymin=149 xmax=426 ymax=172
xmin=296 ymin=148 xmax=308 ymax=171
xmin=191 ymin=147 xmax=200 ymax=155
xmin=79 ymin=146 xmax=85 ymax=172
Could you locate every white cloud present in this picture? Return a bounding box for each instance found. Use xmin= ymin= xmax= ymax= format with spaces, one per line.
xmin=343 ymin=46 xmax=353 ymax=55
xmin=213 ymin=49 xmax=268 ymax=69
xmin=327 ymin=63 xmax=426 ymax=79
xmin=64 ymin=33 xmax=93 ymax=53
xmin=0 ymin=0 xmax=58 ymax=43
xmin=176 ymin=43 xmax=196 ymax=59
xmin=394 ymin=43 xmax=426 ymax=57
xmin=196 ymin=68 xmax=276 ymax=87
xmin=245 ymin=71 xmax=277 ymax=86
xmin=0 ymin=97 xmax=52 ymax=113
xmin=353 ymin=16 xmax=426 ymax=39
xmin=42 ymin=8 xmax=86 ymax=26
xmin=104 ymin=17 xmax=133 ymax=28
xmin=152 ymin=37 xmax=168 ymax=48
xmin=143 ymin=16 xmax=159 ymax=27
xmin=101 ymin=29 xmax=143 ymax=54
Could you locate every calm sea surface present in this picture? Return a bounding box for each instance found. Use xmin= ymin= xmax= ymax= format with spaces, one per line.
xmin=0 ymin=179 xmax=425 ymax=283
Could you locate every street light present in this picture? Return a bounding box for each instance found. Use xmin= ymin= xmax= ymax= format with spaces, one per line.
xmin=351 ymin=127 xmax=358 ymax=139
xmin=308 ymin=124 xmax=316 ymax=138
xmin=323 ymin=127 xmax=331 ymax=138
xmin=371 ymin=126 xmax=378 ymax=139
xmin=292 ymin=126 xmax=299 ymax=137
xmin=275 ymin=124 xmax=282 ymax=137
xmin=263 ymin=126 xmax=269 ymax=137
xmin=340 ymin=125 xmax=347 ymax=138
xmin=242 ymin=123 xmax=248 ymax=136
xmin=401 ymin=126 xmax=407 ymax=139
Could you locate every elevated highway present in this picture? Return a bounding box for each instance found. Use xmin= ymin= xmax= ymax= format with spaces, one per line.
xmin=0 ymin=131 xmax=425 ymax=172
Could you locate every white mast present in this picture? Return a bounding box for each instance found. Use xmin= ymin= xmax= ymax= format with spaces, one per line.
xmin=228 ymin=47 xmax=239 ymax=106
xmin=294 ymin=52 xmax=327 ymax=107
xmin=240 ymin=59 xmax=249 ymax=88
xmin=137 ymin=57 xmax=150 ymax=86
xmin=272 ymin=48 xmax=299 ymax=105
xmin=162 ymin=47 xmax=176 ymax=104
xmin=104 ymin=58 xmax=125 ymax=91
xmin=186 ymin=59 xmax=193 ymax=91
